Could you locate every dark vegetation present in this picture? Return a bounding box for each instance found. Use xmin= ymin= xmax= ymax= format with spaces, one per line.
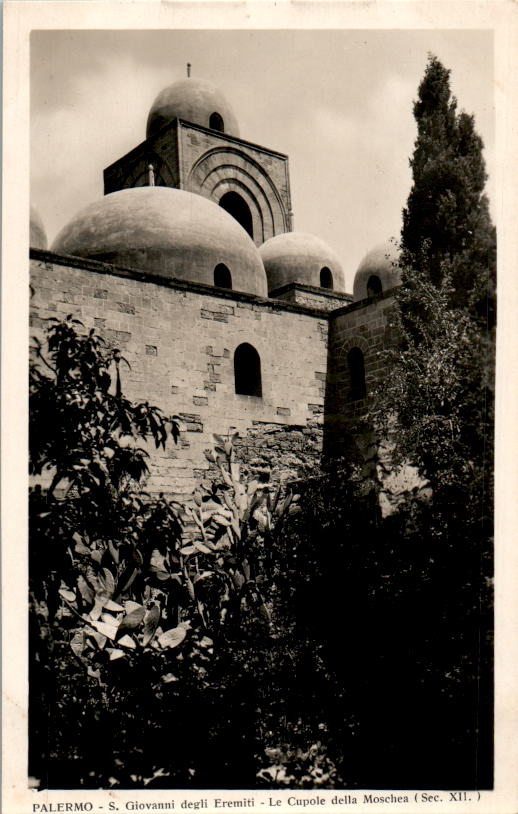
xmin=29 ymin=56 xmax=494 ymax=790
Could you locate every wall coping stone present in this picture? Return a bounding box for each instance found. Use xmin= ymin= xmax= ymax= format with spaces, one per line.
xmin=177 ymin=119 xmax=289 ymax=161
xmin=104 ymin=117 xmax=289 ymax=175
xmin=30 ymin=248 xmax=330 ymax=320
xmin=329 ymin=287 xmax=398 ymax=318
xmin=269 ymin=282 xmax=353 ymax=303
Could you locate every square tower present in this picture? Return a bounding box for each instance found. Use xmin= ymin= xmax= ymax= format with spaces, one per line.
xmin=103 ymin=76 xmax=293 ymax=246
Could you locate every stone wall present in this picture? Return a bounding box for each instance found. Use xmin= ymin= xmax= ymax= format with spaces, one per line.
xmin=234 ymin=420 xmax=323 ymax=484
xmin=324 ymin=292 xmax=395 ymax=458
xmin=30 ymin=251 xmax=328 ymax=500
xmin=270 ymin=282 xmax=353 ymax=312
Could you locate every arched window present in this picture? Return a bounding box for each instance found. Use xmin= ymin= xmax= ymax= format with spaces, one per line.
xmin=209 ymin=112 xmax=224 ymax=132
xmin=219 ymin=192 xmax=254 ymax=240
xmin=234 ymin=343 xmax=262 ymax=397
xmin=367 ymin=275 xmax=382 ymax=297
xmin=214 ymin=263 xmax=232 ymax=289
xmin=347 ymin=347 xmax=366 ymax=402
xmin=320 ymin=267 xmax=334 ymax=289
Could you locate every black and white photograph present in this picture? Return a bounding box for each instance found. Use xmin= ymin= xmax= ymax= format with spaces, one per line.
xmin=3 ymin=2 xmax=518 ymax=812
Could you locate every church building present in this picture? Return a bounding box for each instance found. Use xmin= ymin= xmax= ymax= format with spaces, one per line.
xmin=29 ymin=72 xmax=401 ymax=499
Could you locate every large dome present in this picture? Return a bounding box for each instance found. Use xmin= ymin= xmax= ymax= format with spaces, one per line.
xmin=51 ymin=187 xmax=267 ymax=297
xmin=353 ymin=241 xmax=400 ymax=301
xmin=259 ymin=232 xmax=345 ymax=294
xmin=147 ymin=78 xmax=240 ymax=139
xmin=30 ymin=205 xmax=48 ymax=250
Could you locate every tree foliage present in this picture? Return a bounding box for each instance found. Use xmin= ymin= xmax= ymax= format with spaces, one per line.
xmin=375 ymin=55 xmax=495 ymax=514
xmin=278 ymin=462 xmax=493 ymax=789
xmin=30 ymin=316 xmax=180 ymax=495
xmin=29 ymin=318 xmax=335 ymax=789
xmin=364 ymin=55 xmax=494 ymax=787
xmin=401 ymin=54 xmax=496 ymax=323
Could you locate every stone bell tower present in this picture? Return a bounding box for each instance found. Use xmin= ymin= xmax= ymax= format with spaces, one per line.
xmin=103 ymin=67 xmax=293 ymax=246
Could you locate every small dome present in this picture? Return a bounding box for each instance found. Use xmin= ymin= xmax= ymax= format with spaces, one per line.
xmin=147 ymin=78 xmax=239 ymax=139
xmin=259 ymin=232 xmax=345 ymax=294
xmin=51 ymin=187 xmax=267 ymax=297
xmin=30 ymin=205 xmax=48 ymax=250
xmin=353 ymin=241 xmax=400 ymax=301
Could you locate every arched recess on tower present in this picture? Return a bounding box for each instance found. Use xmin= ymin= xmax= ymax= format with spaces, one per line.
xmin=219 ymin=191 xmax=254 ymax=239
xmin=187 ymin=148 xmax=290 ymax=245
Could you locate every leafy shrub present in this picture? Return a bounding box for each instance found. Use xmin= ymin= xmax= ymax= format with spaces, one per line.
xmin=30 ymin=318 xmax=322 ymax=788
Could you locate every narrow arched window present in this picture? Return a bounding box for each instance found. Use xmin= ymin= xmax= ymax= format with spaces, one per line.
xmin=347 ymin=347 xmax=366 ymax=402
xmin=234 ymin=343 xmax=262 ymax=397
xmin=214 ymin=263 xmax=232 ymax=289
xmin=367 ymin=275 xmax=382 ymax=297
xmin=219 ymin=192 xmax=254 ymax=239
xmin=209 ymin=112 xmax=224 ymax=132
xmin=320 ymin=267 xmax=333 ymax=289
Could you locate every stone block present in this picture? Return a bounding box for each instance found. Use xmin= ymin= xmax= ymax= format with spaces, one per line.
xmin=201 ymin=309 xmax=228 ymax=323
xmin=117 ymin=302 xmax=136 ymax=314
xmin=185 ymin=422 xmax=203 ymax=432
xmin=29 ymin=313 xmax=45 ymax=329
xmin=179 ymin=412 xmax=201 ymax=423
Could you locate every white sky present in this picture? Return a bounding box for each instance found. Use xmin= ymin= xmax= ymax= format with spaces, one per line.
xmin=31 ymin=29 xmax=494 ymax=293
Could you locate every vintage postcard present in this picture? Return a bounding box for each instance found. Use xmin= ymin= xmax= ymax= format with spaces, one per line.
xmin=3 ymin=2 xmax=518 ymax=813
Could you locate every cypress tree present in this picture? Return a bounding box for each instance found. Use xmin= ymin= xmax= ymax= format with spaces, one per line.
xmin=401 ymin=55 xmax=496 ymax=325
xmin=377 ymin=54 xmax=496 ymax=500
xmin=368 ymin=55 xmax=495 ymax=788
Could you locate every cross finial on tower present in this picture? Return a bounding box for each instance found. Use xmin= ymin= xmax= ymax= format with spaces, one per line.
xmin=187 ymin=63 xmax=191 ymax=78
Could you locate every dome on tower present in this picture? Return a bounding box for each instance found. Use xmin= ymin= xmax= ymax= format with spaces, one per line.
xmin=353 ymin=241 xmax=400 ymax=301
xmin=51 ymin=187 xmax=267 ymax=297
xmin=259 ymin=232 xmax=345 ymax=294
xmin=30 ymin=205 xmax=48 ymax=250
xmin=147 ymin=78 xmax=240 ymax=139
